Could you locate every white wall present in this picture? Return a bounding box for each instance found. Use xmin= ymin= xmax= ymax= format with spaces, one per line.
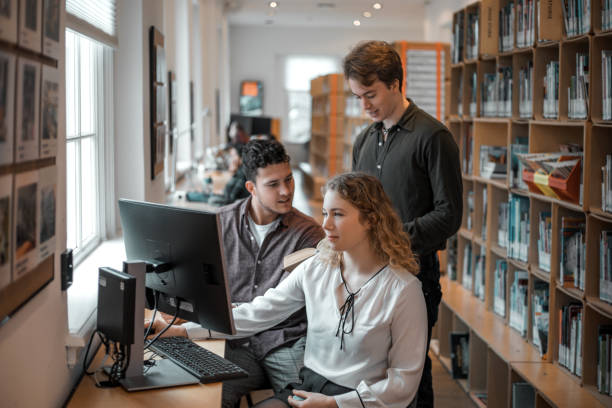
xmin=228 ymin=24 xmax=425 ymax=126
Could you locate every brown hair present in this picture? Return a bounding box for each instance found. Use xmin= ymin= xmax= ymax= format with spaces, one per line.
xmin=317 ymin=172 xmax=419 ymax=276
xmin=343 ymin=40 xmax=404 ymax=91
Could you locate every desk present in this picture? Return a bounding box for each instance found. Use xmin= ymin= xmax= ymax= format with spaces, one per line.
xmin=169 ymin=170 xmax=234 ymax=213
xmin=67 ymin=339 xmax=225 ymax=407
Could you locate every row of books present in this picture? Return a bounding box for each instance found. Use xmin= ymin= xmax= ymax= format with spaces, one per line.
xmin=474 ymin=249 xmax=486 ymax=301
xmin=568 ymin=53 xmax=589 ymax=120
xmin=447 ymin=234 xmax=458 ymax=280
xmin=498 ymin=202 xmax=510 ymax=248
xmin=603 ymin=50 xmax=612 ymax=121
xmin=494 ymin=260 xmax=507 ymax=317
xmin=518 ymin=61 xmax=534 ymax=118
xmin=516 ymin=0 xmax=536 ymax=48
xmin=467 ymin=190 xmax=474 ymax=231
xmin=597 ymin=325 xmax=612 ymax=395
xmin=450 ymin=332 xmax=470 ymax=379
xmin=543 ymin=61 xmax=560 ymax=119
xmin=466 ymin=10 xmax=479 ymax=60
xmin=463 ymin=242 xmax=473 ymax=291
xmin=482 ymin=186 xmax=488 ymax=239
xmin=452 ymin=10 xmax=465 ymax=64
xmin=457 ymin=76 xmax=463 ymax=116
xmin=604 ymin=0 xmax=612 ymax=31
xmin=469 ymin=71 xmax=477 ymax=116
xmin=559 ymin=303 xmax=583 ymax=377
xmin=537 ymin=211 xmax=553 ymax=272
xmin=532 ymin=280 xmax=549 ymax=356
xmin=499 ymin=2 xmax=515 ymax=53
xmin=508 ymin=195 xmax=530 ymax=263
xmin=560 ymin=216 xmax=586 ymax=291
xmin=600 ymin=230 xmax=612 ymax=303
xmin=561 ymin=0 xmax=591 ymax=38
xmin=479 ymin=145 xmax=507 ymax=178
xmin=481 ymin=67 xmax=513 ymax=117
xmin=509 ymin=270 xmax=529 ymax=336
xmin=462 ymin=123 xmax=473 ymax=174
xmin=602 ymin=154 xmax=612 ymax=212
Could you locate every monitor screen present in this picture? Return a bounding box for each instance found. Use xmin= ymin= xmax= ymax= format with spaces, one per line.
xmin=118 ymin=199 xmax=236 ymax=334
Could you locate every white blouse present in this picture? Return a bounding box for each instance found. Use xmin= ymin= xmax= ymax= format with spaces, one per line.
xmin=188 ymin=255 xmax=428 ymax=407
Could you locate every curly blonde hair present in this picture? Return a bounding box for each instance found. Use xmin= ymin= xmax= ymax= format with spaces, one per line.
xmin=317 ymin=172 xmax=419 ymax=275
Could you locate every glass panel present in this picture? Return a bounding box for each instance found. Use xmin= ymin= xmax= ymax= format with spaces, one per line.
xmin=66 ymin=140 xmax=78 ymax=250
xmin=79 ymin=35 xmax=95 ymax=137
xmin=66 ymin=30 xmax=77 ymax=139
xmin=287 ymin=91 xmax=312 ymax=143
xmin=80 ymin=136 xmax=97 ymax=244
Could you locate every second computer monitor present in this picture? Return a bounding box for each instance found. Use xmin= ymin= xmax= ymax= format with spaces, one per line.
xmin=118 ymin=199 xmax=236 ymax=334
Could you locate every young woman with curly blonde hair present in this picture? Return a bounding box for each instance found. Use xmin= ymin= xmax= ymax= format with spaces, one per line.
xmin=228 ymin=172 xmax=427 ymax=408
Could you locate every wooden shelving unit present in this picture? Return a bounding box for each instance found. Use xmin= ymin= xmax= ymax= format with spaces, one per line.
xmin=440 ymin=1 xmax=612 ymax=406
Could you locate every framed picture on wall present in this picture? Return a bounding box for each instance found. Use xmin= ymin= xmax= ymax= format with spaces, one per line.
xmin=15 ymin=58 xmax=40 ymax=163
xmin=42 ymin=0 xmax=62 ymax=60
xmin=18 ymin=0 xmax=42 ymax=52
xmin=0 ymin=51 xmax=15 ymax=166
xmin=0 ymin=0 xmax=18 ymax=43
xmin=168 ymin=71 xmax=177 ymax=154
xmin=13 ymin=170 xmax=38 ymax=280
xmin=40 ymin=65 xmax=58 ymax=158
xmin=149 ymin=26 xmax=166 ymax=180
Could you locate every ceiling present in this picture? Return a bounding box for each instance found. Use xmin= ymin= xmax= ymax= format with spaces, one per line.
xmin=225 ymin=0 xmax=424 ymax=28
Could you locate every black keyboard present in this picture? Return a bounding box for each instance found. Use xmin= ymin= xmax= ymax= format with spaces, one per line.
xmin=148 ymin=336 xmax=248 ymax=384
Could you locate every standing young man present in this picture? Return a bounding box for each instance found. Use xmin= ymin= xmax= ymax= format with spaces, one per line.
xmin=345 ymin=40 xmax=463 ymax=408
xmin=151 ymin=139 xmax=324 ymax=408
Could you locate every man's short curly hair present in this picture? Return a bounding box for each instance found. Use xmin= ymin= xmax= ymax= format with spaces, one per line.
xmin=242 ymin=139 xmax=290 ymax=182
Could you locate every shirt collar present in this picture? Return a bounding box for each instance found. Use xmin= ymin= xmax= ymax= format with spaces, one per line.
xmin=239 ymin=196 xmax=291 ymax=230
xmin=372 ymin=98 xmax=417 ymax=135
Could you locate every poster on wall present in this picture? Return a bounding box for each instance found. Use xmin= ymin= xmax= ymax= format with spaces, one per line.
xmin=15 ymin=58 xmax=40 ymax=163
xmin=13 ymin=170 xmax=38 ymax=280
xmin=0 ymin=51 xmax=15 ymax=166
xmin=0 ymin=0 xmax=18 ymax=43
xmin=37 ymin=166 xmax=55 ymax=262
xmin=18 ymin=0 xmax=42 ymax=52
xmin=0 ymin=175 xmax=12 ymax=290
xmin=40 ymin=65 xmax=58 ymax=158
xmin=42 ymin=0 xmax=62 ymax=60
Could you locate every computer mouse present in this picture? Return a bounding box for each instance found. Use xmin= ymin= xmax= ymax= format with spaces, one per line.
xmin=291 ymin=395 xmax=305 ymax=401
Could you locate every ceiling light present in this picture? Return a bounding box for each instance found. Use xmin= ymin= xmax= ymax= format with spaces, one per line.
xmin=353 ymin=20 xmax=361 ymax=26
xmin=373 ymin=3 xmax=382 ymax=10
xmin=269 ymin=1 xmax=278 ymax=8
xmin=363 ymin=11 xmax=372 ymax=18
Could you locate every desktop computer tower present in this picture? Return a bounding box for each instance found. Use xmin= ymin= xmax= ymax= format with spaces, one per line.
xmin=97 ymin=267 xmax=136 ymax=345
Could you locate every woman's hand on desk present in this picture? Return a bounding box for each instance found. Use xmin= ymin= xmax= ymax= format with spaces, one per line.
xmin=144 ymin=314 xmax=187 ymax=338
xmin=288 ymin=391 xmax=338 ymax=408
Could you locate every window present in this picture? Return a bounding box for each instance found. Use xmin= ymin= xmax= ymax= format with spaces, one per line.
xmin=65 ymin=29 xmax=112 ymax=265
xmin=283 ymin=56 xmax=340 ymax=143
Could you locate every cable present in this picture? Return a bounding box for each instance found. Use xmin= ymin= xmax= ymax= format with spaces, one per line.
xmin=145 ymin=296 xmax=180 ymax=349
xmin=144 ymin=290 xmax=160 ymax=340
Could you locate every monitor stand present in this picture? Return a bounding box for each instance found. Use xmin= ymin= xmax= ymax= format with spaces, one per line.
xmin=119 ymin=261 xmax=199 ymax=391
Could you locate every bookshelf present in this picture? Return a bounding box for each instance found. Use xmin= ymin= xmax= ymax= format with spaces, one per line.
xmin=441 ymin=1 xmax=612 ymax=406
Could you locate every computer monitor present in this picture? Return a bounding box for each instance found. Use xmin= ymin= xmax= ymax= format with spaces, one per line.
xmin=118 ymin=199 xmax=236 ymax=335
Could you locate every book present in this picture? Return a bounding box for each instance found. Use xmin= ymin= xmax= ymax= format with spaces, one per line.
xmin=512 ymin=382 xmax=535 ymax=408
xmin=450 ymin=332 xmax=470 ymax=379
